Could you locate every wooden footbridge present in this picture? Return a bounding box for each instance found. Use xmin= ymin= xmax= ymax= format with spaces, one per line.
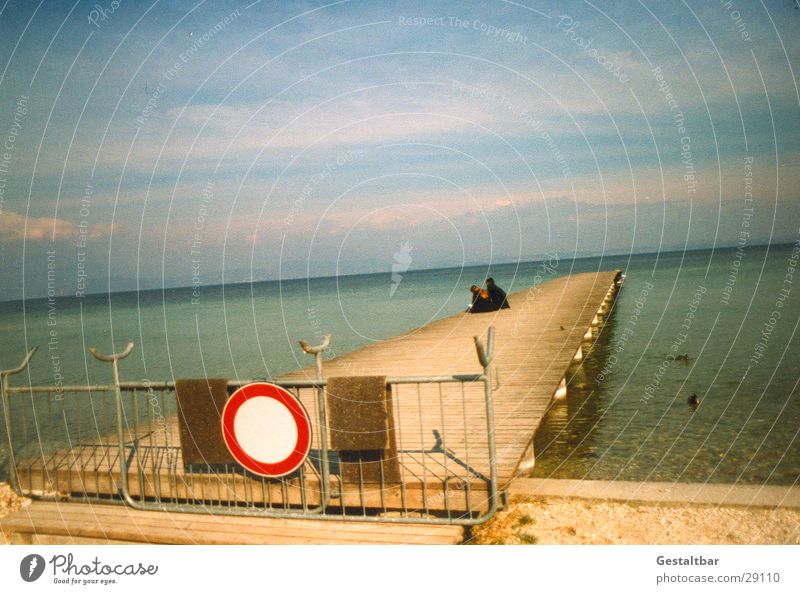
xmin=1 ymin=270 xmax=622 ymax=544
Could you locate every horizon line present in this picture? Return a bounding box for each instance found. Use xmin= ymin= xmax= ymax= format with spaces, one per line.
xmin=1 ymin=240 xmax=791 ymax=305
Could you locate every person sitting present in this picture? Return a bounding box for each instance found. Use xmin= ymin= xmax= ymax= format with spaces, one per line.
xmin=486 ymin=278 xmax=510 ymax=309
xmin=468 ymin=285 xmax=495 ymax=313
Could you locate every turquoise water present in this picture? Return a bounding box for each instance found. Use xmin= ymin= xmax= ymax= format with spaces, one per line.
xmin=1 ymin=244 xmax=798 ymax=485
xmin=533 ymin=243 xmax=800 ymax=485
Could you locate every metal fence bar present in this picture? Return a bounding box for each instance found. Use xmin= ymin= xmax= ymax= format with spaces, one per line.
xmin=475 ymin=327 xmax=498 ymax=521
xmin=1 ymin=346 xmax=38 ymax=496
xmin=1 ymin=329 xmax=499 ymax=526
xmin=4 ymin=375 xmax=484 ymax=395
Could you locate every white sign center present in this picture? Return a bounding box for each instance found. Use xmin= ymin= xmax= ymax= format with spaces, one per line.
xmin=233 ymin=397 xmax=299 ymax=464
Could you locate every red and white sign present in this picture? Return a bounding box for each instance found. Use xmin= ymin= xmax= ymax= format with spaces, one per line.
xmin=221 ymin=382 xmax=312 ymax=478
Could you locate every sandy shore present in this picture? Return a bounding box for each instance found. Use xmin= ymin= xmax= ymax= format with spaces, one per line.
xmin=0 ymin=482 xmax=29 ymax=544
xmin=470 ymin=495 xmax=800 ymax=544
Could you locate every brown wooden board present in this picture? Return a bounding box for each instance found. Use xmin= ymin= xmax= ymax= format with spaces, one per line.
xmin=327 ymin=375 xmax=390 ymax=450
xmin=175 ymin=378 xmax=235 ymax=465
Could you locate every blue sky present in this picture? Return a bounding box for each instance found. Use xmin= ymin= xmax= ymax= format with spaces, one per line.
xmin=0 ymin=0 xmax=798 ymax=299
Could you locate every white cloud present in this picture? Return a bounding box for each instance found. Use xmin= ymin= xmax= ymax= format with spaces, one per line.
xmin=0 ymin=210 xmax=116 ymax=242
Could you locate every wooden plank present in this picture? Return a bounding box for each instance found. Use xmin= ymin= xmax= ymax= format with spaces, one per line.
xmin=17 ymin=463 xmax=491 ymax=515
xmin=11 ymin=534 xmax=143 ymax=545
xmin=1 ymin=502 xmax=464 ymax=545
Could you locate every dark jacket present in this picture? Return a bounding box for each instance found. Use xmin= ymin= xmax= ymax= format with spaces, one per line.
xmin=488 ymin=285 xmax=510 ymax=309
xmin=469 ymin=290 xmax=495 ymax=313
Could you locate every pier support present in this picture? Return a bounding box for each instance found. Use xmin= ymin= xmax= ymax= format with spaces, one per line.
xmin=554 ymin=377 xmax=567 ymax=400
xmin=517 ymin=441 xmax=535 ymax=475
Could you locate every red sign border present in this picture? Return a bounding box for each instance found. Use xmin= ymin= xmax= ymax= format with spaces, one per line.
xmin=221 ymin=382 xmax=312 ymax=478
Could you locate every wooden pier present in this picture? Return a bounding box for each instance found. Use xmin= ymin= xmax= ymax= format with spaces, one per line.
xmin=3 ymin=270 xmax=622 ymax=544
xmin=281 ymin=269 xmax=622 ymax=488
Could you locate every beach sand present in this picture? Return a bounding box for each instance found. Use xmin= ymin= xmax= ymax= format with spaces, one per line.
xmin=470 ymin=495 xmax=800 ymax=544
xmin=0 ymin=482 xmax=29 ymax=544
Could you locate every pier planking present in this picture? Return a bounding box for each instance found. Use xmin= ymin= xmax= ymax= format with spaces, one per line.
xmin=283 ymin=269 xmax=622 ymax=488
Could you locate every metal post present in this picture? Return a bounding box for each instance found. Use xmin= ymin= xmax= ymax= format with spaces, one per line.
xmin=89 ymin=342 xmax=135 ymax=506
xmin=299 ymin=334 xmax=331 ymax=508
xmin=474 ymin=326 xmax=499 ymax=520
xmin=299 ymin=335 xmax=330 ymax=380
xmin=1 ymin=347 xmax=39 ymax=496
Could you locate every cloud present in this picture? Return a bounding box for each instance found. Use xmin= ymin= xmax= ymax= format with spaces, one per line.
xmin=0 ymin=210 xmax=117 ymax=242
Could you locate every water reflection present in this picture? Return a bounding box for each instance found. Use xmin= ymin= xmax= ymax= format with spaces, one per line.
xmin=531 ymin=302 xmax=618 ymax=477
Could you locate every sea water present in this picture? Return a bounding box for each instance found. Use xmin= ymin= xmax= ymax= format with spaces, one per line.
xmin=0 ymin=244 xmax=797 ymax=484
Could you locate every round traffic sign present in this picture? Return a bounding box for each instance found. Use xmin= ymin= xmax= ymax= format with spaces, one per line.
xmin=221 ymin=382 xmax=312 ymax=478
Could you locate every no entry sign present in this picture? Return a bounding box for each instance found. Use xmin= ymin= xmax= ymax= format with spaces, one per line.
xmin=221 ymin=382 xmax=312 ymax=478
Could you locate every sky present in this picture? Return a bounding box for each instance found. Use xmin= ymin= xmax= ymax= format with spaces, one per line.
xmin=0 ymin=0 xmax=798 ymax=300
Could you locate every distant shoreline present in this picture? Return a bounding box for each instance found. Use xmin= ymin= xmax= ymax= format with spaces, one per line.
xmin=2 ymin=240 xmax=793 ymax=305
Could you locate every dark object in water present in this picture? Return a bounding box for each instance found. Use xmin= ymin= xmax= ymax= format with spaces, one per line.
xmin=687 ymin=393 xmax=699 ymax=410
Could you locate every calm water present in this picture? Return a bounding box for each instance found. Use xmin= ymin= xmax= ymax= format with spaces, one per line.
xmin=1 ymin=244 xmax=798 ymax=484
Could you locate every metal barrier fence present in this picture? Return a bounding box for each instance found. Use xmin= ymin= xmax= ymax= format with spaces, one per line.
xmin=1 ymin=330 xmax=498 ymax=525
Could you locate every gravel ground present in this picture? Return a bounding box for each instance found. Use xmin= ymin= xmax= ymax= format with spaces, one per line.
xmin=0 ymin=482 xmax=29 ymax=544
xmin=469 ymin=496 xmax=800 ymax=545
